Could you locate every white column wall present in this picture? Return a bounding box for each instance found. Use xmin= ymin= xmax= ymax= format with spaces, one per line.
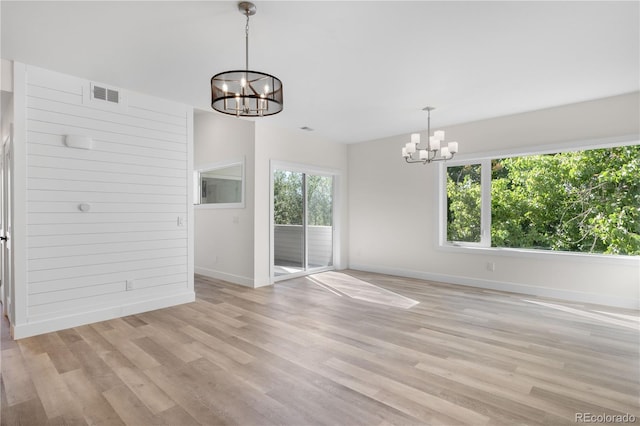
xmin=193 ymin=111 xmax=255 ymax=286
xmin=254 ymin=123 xmax=349 ymax=287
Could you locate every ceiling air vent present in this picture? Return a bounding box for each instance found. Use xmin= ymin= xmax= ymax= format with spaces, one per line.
xmin=91 ymin=84 xmax=120 ymax=104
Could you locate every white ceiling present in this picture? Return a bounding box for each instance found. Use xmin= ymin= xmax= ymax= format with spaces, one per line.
xmin=2 ymin=1 xmax=638 ymax=144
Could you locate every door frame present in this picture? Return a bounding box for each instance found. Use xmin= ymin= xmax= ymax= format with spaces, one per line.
xmin=2 ymin=127 xmax=13 ymax=321
xmin=0 ymin=135 xmax=5 ymax=315
xmin=269 ymin=160 xmax=341 ymax=283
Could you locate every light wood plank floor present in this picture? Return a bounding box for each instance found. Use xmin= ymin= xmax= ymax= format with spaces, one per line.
xmin=1 ymin=270 xmax=639 ymax=425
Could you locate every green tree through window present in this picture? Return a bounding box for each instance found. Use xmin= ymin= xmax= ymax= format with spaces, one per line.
xmin=446 ymin=145 xmax=640 ymax=255
xmin=273 ymin=170 xmax=303 ymax=225
xmin=447 ymin=164 xmax=482 ymax=243
xmin=273 ymin=171 xmax=333 ymax=227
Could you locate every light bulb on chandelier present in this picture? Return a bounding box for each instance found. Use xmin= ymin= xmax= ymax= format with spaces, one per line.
xmin=402 ymin=107 xmax=459 ymax=164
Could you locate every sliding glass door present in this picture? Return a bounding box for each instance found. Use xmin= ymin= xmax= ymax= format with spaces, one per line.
xmin=273 ymin=170 xmax=304 ymax=275
xmin=272 ymin=166 xmax=334 ymax=278
xmin=306 ymin=175 xmax=333 ymax=270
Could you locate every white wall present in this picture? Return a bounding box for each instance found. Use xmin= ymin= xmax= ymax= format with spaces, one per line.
xmin=193 ymin=117 xmax=348 ymax=288
xmin=194 ymin=110 xmax=255 ymax=286
xmin=349 ymin=93 xmax=640 ymax=309
xmin=254 ymin=123 xmax=349 ymax=287
xmin=12 ymin=64 xmax=195 ymax=338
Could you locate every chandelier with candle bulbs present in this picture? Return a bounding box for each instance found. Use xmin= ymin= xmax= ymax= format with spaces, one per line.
xmin=402 ymin=107 xmax=459 ymax=164
xmin=211 ymin=2 xmax=283 ymax=117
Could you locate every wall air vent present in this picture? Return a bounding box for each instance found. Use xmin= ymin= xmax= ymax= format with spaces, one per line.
xmin=107 ymin=89 xmax=119 ymax=103
xmin=91 ymin=83 xmax=120 ymax=104
xmin=93 ymin=85 xmax=107 ymax=100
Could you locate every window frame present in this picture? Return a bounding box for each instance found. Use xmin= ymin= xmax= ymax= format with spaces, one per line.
xmin=438 ymin=135 xmax=639 ymax=263
xmin=269 ymin=160 xmax=341 ymax=283
xmin=440 ymin=159 xmax=492 ymax=248
xmin=194 ymin=157 xmax=245 ymax=209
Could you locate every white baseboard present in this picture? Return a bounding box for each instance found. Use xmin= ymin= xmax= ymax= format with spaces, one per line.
xmin=195 ymin=266 xmax=254 ymax=288
xmin=12 ymin=291 xmax=195 ymax=339
xmin=349 ymin=263 xmax=639 ymax=310
xmin=253 ymin=278 xmax=273 ymax=288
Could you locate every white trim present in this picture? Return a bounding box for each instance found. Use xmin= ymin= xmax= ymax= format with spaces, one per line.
xmin=195 ymin=267 xmax=254 ymax=288
xmin=269 ymin=163 xmax=275 ymax=283
xmin=12 ymin=61 xmax=27 ymax=326
xmin=303 ymin=174 xmax=309 ymax=271
xmin=270 ymin=160 xmax=341 ymax=177
xmin=437 ymin=244 xmax=640 ymax=266
xmin=438 ymin=162 xmax=447 ymax=246
xmin=480 ymin=159 xmax=491 ymax=247
xmin=1 ymin=59 xmax=13 ymax=92
xmin=253 ymin=276 xmax=272 ymax=288
xmin=332 ymin=172 xmax=343 ymax=270
xmin=186 ymin=107 xmax=195 ymax=295
xmin=12 ymin=291 xmax=195 ymax=339
xmin=449 ymin=134 xmax=639 ymax=164
xmin=349 ymin=263 xmax=639 ymax=310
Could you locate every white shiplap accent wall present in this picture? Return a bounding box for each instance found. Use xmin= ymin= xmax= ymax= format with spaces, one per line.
xmin=14 ymin=65 xmax=194 ymax=338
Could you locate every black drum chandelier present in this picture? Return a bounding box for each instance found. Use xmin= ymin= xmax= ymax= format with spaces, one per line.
xmin=211 ymin=2 xmax=283 ymax=117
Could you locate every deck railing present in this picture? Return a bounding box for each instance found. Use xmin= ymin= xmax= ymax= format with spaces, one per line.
xmin=274 ymin=225 xmax=333 ymax=267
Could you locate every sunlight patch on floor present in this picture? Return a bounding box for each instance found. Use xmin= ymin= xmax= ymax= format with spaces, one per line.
xmin=523 ymin=299 xmax=639 ymax=330
xmin=307 ymin=271 xmax=419 ymax=309
xmin=593 ymin=310 xmax=640 ymax=323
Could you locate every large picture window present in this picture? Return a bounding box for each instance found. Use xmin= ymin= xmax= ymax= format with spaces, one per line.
xmin=443 ymin=144 xmax=640 ymax=256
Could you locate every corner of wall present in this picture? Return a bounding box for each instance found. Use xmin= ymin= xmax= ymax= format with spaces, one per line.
xmin=1 ymin=58 xmax=13 ymax=92
xmin=194 ymin=111 xmax=257 ymax=288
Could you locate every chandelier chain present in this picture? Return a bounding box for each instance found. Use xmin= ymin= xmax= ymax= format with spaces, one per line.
xmin=245 ymin=13 xmax=250 ymax=71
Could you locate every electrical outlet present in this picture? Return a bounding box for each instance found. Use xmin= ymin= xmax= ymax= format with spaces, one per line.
xmin=486 ymin=262 xmax=495 ymax=272
xmin=233 ymin=215 xmax=239 ymax=224
xmin=126 ymin=280 xmax=135 ymax=291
